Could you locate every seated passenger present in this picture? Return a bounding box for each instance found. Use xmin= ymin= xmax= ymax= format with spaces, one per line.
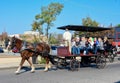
xmin=93 ymin=37 xmax=99 ymax=53
xmin=71 ymin=37 xmax=76 ymax=55
xmin=94 ymin=37 xmax=99 ymax=47
xmin=86 ymin=37 xmax=94 ymax=54
xmin=75 ymin=37 xmax=81 ymax=55
xmin=71 ymin=36 xmax=80 ymax=55
xmin=79 ymin=36 xmax=87 ymax=55
xmin=94 ymin=37 xmax=104 ymax=54
xmin=103 ymin=36 xmax=110 ymax=51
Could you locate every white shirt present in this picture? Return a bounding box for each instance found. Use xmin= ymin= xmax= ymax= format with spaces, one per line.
xmin=71 ymin=41 xmax=76 ymax=47
xmin=63 ymin=31 xmax=72 ymax=41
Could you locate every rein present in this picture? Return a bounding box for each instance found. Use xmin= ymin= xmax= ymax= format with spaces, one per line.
xmin=11 ymin=37 xmax=50 ymax=57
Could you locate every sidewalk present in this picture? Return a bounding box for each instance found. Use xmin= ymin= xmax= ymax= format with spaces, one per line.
xmin=0 ymin=52 xmax=47 ymax=70
xmin=0 ymin=53 xmax=30 ymax=69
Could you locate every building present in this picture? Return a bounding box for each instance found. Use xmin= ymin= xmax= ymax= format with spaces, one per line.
xmin=24 ymin=31 xmax=39 ymax=36
xmin=112 ymin=27 xmax=120 ymax=46
xmin=8 ymin=34 xmax=20 ymax=38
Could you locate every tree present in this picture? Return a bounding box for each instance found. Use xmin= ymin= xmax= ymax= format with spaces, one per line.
xmin=32 ymin=21 xmax=43 ymax=34
xmin=35 ymin=2 xmax=64 ymax=39
xmin=117 ymin=24 xmax=120 ymax=27
xmin=81 ymin=17 xmax=114 ymax=38
xmin=82 ymin=17 xmax=99 ymax=27
xmin=79 ymin=17 xmax=99 ymax=37
xmin=49 ymin=33 xmax=59 ymax=45
xmin=31 ymin=21 xmax=43 ymax=42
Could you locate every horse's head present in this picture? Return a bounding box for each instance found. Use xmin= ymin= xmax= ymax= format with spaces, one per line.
xmin=10 ymin=36 xmax=17 ymax=49
xmin=10 ymin=36 xmax=22 ymax=53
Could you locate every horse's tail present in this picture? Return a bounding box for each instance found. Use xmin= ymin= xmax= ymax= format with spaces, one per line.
xmin=48 ymin=54 xmax=56 ymax=65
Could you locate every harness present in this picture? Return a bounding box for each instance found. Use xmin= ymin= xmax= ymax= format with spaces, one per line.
xmin=11 ymin=37 xmax=50 ymax=57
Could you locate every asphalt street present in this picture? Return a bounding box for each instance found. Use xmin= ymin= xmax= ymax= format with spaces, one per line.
xmin=0 ymin=60 xmax=120 ymax=83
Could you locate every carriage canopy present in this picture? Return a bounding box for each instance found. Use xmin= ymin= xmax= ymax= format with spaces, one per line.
xmin=57 ymin=25 xmax=111 ymax=32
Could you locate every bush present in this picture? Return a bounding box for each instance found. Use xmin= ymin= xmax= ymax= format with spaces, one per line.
xmin=37 ymin=56 xmax=46 ymax=64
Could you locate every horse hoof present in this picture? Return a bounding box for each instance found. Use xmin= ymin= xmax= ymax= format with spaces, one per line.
xmin=44 ymin=69 xmax=48 ymax=72
xmin=44 ymin=70 xmax=48 ymax=72
xmin=30 ymin=71 xmax=35 ymax=73
xmin=15 ymin=71 xmax=20 ymax=74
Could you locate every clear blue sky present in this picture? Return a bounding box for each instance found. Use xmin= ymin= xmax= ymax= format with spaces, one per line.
xmin=0 ymin=0 xmax=120 ymax=35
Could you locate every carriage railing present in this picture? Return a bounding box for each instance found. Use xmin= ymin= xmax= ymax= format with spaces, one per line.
xmin=57 ymin=46 xmax=71 ymax=56
xmin=57 ymin=46 xmax=97 ymax=57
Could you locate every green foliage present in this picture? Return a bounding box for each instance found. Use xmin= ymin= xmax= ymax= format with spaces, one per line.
xmin=20 ymin=35 xmax=27 ymax=40
xmin=76 ymin=17 xmax=99 ymax=36
xmin=33 ymin=35 xmax=39 ymax=43
xmin=82 ymin=17 xmax=99 ymax=27
xmin=32 ymin=21 xmax=39 ymax=31
xmin=38 ymin=57 xmax=46 ymax=64
xmin=49 ymin=33 xmax=59 ymax=45
xmin=40 ymin=3 xmax=64 ymax=23
xmin=32 ymin=21 xmax=43 ymax=34
xmin=33 ymin=2 xmax=64 ymax=38
xmin=117 ymin=24 xmax=120 ymax=27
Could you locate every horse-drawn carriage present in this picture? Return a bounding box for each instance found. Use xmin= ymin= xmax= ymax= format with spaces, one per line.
xmin=10 ymin=25 xmax=118 ymax=74
xmin=50 ymin=25 xmax=117 ymax=71
xmin=50 ymin=45 xmax=117 ymax=71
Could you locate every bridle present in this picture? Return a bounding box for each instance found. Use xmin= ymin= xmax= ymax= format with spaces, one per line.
xmin=10 ymin=37 xmax=17 ymax=49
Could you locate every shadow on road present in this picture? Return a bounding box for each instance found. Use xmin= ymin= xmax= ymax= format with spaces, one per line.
xmin=114 ymin=81 xmax=120 ymax=83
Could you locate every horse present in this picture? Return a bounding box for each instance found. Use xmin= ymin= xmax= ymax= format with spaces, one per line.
xmin=10 ymin=36 xmax=55 ymax=74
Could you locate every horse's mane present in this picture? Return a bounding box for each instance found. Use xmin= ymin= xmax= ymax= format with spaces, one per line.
xmin=36 ymin=42 xmax=50 ymax=53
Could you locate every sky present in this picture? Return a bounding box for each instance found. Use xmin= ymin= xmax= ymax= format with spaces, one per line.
xmin=0 ymin=0 xmax=120 ymax=35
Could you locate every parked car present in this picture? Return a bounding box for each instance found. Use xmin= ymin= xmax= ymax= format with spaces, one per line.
xmin=0 ymin=47 xmax=4 ymax=53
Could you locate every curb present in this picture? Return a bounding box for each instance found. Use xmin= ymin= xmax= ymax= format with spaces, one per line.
xmin=0 ymin=66 xmax=19 ymax=70
xmin=0 ymin=64 xmax=46 ymax=70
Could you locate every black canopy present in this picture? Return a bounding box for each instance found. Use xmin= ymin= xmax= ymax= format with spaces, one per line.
xmin=57 ymin=25 xmax=111 ymax=32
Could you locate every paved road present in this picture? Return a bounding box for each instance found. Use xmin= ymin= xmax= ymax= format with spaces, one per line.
xmin=0 ymin=60 xmax=120 ymax=83
xmin=0 ymin=52 xmax=20 ymax=56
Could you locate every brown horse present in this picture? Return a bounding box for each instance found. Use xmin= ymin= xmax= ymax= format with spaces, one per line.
xmin=10 ymin=36 xmax=55 ymax=74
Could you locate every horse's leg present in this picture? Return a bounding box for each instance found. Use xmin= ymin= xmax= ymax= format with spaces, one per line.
xmin=15 ymin=58 xmax=25 ymax=74
xmin=44 ymin=57 xmax=49 ymax=72
xmin=48 ymin=61 xmax=52 ymax=69
xmin=27 ymin=58 xmax=35 ymax=73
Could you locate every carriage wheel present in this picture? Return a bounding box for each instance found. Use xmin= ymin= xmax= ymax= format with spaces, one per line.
xmin=56 ymin=58 xmax=66 ymax=69
xmin=108 ymin=52 xmax=114 ymax=63
xmin=70 ymin=59 xmax=80 ymax=71
xmin=96 ymin=54 xmax=106 ymax=69
xmin=113 ymin=48 xmax=117 ymax=57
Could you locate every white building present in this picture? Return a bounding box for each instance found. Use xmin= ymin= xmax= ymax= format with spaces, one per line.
xmin=24 ymin=31 xmax=39 ymax=36
xmin=9 ymin=34 xmax=20 ymax=38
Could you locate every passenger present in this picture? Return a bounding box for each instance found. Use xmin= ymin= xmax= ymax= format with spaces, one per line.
xmin=71 ymin=36 xmax=80 ymax=55
xmin=103 ymin=36 xmax=110 ymax=51
xmin=71 ymin=37 xmax=76 ymax=55
xmin=94 ymin=37 xmax=104 ymax=54
xmin=86 ymin=37 xmax=94 ymax=54
xmin=79 ymin=36 xmax=87 ymax=55
xmin=94 ymin=37 xmax=99 ymax=46
xmin=75 ymin=37 xmax=81 ymax=55
xmin=93 ymin=37 xmax=98 ymax=54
